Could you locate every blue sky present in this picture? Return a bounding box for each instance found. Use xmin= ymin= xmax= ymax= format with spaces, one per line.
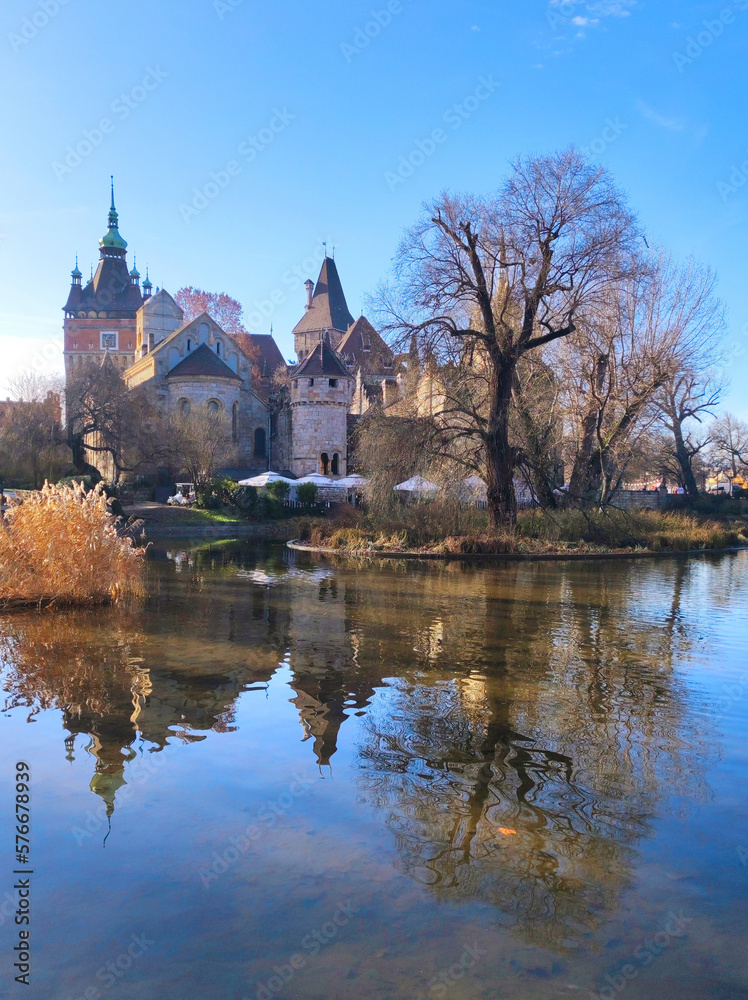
xmin=1 ymin=0 xmax=746 ymax=415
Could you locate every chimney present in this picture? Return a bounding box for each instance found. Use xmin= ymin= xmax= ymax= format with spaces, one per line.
xmin=304 ymin=279 xmax=314 ymax=310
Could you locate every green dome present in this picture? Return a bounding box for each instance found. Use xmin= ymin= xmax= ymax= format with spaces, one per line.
xmin=71 ymin=257 xmax=82 ymax=279
xmin=100 ymin=178 xmax=127 ymax=250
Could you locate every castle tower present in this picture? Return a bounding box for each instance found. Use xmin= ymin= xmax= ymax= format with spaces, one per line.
xmin=289 ymin=337 xmax=353 ymax=478
xmin=62 ymin=180 xmax=142 ymax=381
xmin=291 ymin=257 xmax=355 ymax=362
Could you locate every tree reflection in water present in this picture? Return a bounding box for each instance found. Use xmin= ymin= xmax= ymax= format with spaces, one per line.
xmin=0 ymin=546 xmax=727 ymax=953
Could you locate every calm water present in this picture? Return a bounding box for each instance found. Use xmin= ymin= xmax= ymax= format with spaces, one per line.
xmin=1 ymin=545 xmax=747 ymax=1000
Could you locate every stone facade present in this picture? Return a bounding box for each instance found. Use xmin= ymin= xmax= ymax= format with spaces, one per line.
xmin=124 ymin=311 xmax=270 ymax=474
xmin=289 ymin=369 xmax=353 ymax=477
xmin=62 ymin=193 xmax=401 ymax=483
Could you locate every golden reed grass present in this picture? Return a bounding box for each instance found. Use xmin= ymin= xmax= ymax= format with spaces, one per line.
xmin=0 ymin=482 xmax=145 ymax=607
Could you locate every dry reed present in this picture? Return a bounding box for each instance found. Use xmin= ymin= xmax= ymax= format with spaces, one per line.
xmin=0 ymin=482 xmax=145 ymax=608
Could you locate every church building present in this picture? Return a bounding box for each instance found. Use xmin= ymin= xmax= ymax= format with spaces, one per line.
xmin=62 ymin=186 xmax=399 ymax=483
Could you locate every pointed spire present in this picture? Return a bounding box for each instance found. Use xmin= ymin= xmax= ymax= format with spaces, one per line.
xmin=100 ymin=176 xmax=127 ymax=254
xmin=71 ymin=254 xmax=82 ymax=283
xmin=142 ymin=265 xmax=152 ymax=299
xmin=129 ymin=255 xmax=140 ymax=283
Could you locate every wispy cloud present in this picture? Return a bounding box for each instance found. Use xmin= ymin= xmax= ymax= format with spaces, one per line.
xmin=636 ymin=100 xmax=685 ymax=132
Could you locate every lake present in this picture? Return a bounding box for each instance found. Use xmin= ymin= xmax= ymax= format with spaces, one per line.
xmin=1 ymin=544 xmax=747 ymax=1000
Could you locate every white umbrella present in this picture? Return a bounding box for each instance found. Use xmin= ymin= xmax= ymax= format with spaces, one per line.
xmin=336 ymin=475 xmax=368 ymax=489
xmin=394 ymin=476 xmax=439 ymax=496
xmin=294 ymin=474 xmax=334 ymax=486
xmin=237 ymin=472 xmax=294 ymax=487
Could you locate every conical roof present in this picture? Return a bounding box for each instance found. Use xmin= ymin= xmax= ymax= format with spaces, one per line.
xmin=294 ymin=339 xmax=351 ymax=379
xmin=292 ymin=257 xmax=355 ymax=336
xmin=337 ymin=315 xmax=394 ymax=372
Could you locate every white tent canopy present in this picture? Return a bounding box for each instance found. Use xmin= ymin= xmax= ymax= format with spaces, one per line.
xmin=459 ymin=476 xmax=488 ymax=501
xmin=394 ymin=476 xmax=439 ymax=496
xmin=294 ymin=474 xmax=335 ymax=486
xmin=237 ymin=472 xmax=294 ymax=488
xmin=336 ymin=475 xmax=368 ymax=489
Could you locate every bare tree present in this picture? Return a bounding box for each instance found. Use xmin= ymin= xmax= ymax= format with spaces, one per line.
xmin=566 ymin=252 xmax=725 ymax=504
xmin=657 ymin=372 xmax=722 ymax=498
xmin=168 ymin=410 xmax=236 ymax=490
xmin=379 ymin=148 xmax=642 ymax=524
xmin=65 ymin=357 xmax=153 ymax=481
xmin=0 ymin=389 xmax=69 ymax=488
xmin=709 ymin=413 xmax=748 ymax=481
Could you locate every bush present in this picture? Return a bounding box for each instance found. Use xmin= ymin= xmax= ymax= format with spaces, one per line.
xmin=195 ymin=477 xmax=239 ymax=510
xmin=296 ymin=483 xmax=318 ymax=507
xmin=266 ymin=480 xmax=290 ymax=503
xmin=0 ymin=482 xmax=144 ymax=607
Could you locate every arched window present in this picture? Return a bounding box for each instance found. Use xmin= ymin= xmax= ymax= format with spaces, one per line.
xmin=232 ymin=402 xmax=238 ymax=443
xmin=199 ymin=322 xmax=210 ymax=343
xmin=254 ymin=427 xmax=266 ymax=458
xmin=320 ymin=453 xmax=329 ymax=475
xmin=207 ymin=399 xmax=220 ymax=416
xmin=187 ymin=338 xmax=192 ymax=351
xmin=179 ymin=398 xmax=191 ymax=416
xmin=331 ymin=453 xmax=340 ymax=476
xmin=216 ymin=341 xmax=222 ymax=356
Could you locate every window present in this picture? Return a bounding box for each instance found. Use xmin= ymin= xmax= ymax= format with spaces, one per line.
xmin=232 ymin=402 xmax=239 ymax=443
xmin=293 ymin=380 xmax=299 ymax=389
xmin=100 ymin=331 xmax=118 ymax=350
xmin=309 ymin=378 xmax=314 ymax=387
xmin=187 ymin=339 xmax=192 ymax=351
xmin=207 ymin=400 xmax=220 ymax=416
xmin=331 ymin=453 xmax=340 ymax=476
xmin=180 ymin=399 xmax=191 ymax=416
xmin=199 ymin=322 xmax=210 ymax=342
xmin=216 ymin=341 xmax=222 ymax=356
xmin=254 ymin=427 xmax=266 ymax=458
xmin=329 ymin=379 xmax=338 ymax=388
xmin=320 ymin=453 xmax=329 ymax=475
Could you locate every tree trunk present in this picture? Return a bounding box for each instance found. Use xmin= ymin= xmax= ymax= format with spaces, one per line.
xmin=485 ymin=359 xmax=517 ymax=526
xmin=672 ymin=423 xmax=699 ymax=499
xmin=568 ymin=354 xmax=609 ymax=505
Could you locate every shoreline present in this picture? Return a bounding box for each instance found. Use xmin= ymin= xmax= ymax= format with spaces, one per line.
xmin=286 ymin=539 xmax=748 ymax=563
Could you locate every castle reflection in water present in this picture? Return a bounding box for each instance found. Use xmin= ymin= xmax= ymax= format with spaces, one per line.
xmin=2 ymin=543 xmax=741 ymax=947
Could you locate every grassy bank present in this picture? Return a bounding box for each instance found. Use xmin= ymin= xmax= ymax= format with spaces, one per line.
xmin=296 ymin=503 xmax=748 ymax=556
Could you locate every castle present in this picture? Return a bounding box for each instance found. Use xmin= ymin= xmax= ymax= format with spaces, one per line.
xmin=63 ymin=186 xmax=408 ymax=483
